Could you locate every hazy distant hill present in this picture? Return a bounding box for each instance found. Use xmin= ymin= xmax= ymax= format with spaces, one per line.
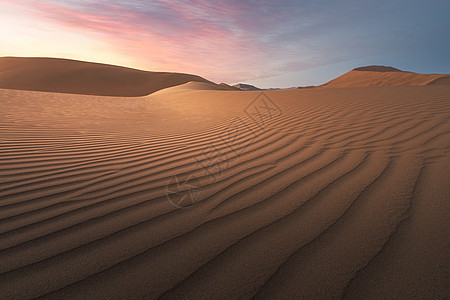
xmin=233 ymin=83 xmax=261 ymax=91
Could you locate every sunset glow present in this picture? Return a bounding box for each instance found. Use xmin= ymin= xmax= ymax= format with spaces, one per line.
xmin=1 ymin=0 xmax=449 ymax=87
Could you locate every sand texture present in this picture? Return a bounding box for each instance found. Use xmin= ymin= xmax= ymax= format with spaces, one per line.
xmin=0 ymin=63 xmax=449 ymax=299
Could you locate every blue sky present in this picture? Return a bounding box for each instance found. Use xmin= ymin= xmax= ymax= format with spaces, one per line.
xmin=1 ymin=0 xmax=449 ymax=87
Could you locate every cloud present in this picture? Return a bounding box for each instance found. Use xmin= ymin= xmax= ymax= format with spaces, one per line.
xmin=13 ymin=0 xmax=271 ymax=81
xmin=1 ymin=0 xmax=449 ymax=84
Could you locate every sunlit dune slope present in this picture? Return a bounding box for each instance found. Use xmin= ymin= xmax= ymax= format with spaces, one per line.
xmin=154 ymin=81 xmax=240 ymax=94
xmin=321 ymin=65 xmax=450 ymax=88
xmin=0 ymin=57 xmax=216 ymax=96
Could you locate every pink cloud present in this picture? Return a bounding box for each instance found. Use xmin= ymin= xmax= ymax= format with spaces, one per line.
xmin=3 ymin=0 xmax=406 ymax=86
xmin=16 ymin=0 xmax=274 ymax=82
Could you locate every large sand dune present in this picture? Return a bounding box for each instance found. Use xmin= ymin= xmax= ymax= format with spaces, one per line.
xmin=0 ymin=64 xmax=449 ymax=298
xmin=321 ymin=65 xmax=450 ymax=88
xmin=0 ymin=57 xmax=215 ymax=96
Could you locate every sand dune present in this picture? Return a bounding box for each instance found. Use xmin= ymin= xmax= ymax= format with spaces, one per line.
xmin=0 ymin=57 xmax=216 ymax=96
xmin=154 ymin=81 xmax=239 ymax=94
xmin=0 ymin=78 xmax=449 ymax=298
xmin=321 ymin=65 xmax=450 ymax=88
xmin=428 ymin=75 xmax=450 ymax=86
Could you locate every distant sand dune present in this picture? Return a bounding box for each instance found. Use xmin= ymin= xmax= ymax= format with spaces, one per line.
xmin=0 ymin=83 xmax=449 ymax=299
xmin=428 ymin=75 xmax=450 ymax=85
xmin=321 ymin=65 xmax=450 ymax=88
xmin=0 ymin=57 xmax=216 ymax=96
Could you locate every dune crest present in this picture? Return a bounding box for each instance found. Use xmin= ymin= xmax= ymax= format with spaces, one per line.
xmin=154 ymin=81 xmax=239 ymax=94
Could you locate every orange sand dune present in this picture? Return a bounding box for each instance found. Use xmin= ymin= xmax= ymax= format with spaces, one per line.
xmin=0 ymin=81 xmax=449 ymax=299
xmin=0 ymin=57 xmax=216 ymax=96
xmin=155 ymin=81 xmax=240 ymax=94
xmin=321 ymin=65 xmax=450 ymax=88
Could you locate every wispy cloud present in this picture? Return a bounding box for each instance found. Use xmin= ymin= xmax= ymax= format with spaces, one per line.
xmin=1 ymin=0 xmax=449 ymax=85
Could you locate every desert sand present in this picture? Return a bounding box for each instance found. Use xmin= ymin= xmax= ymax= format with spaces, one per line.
xmin=0 ymin=59 xmax=449 ymax=299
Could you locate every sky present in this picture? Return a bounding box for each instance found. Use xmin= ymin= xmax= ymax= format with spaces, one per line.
xmin=1 ymin=0 xmax=449 ymax=88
